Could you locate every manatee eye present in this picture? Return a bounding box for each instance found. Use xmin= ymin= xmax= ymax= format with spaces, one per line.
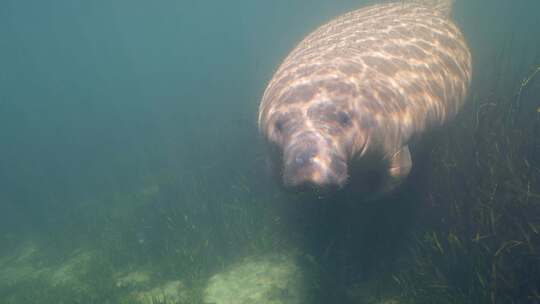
xmin=337 ymin=111 xmax=351 ymax=126
xmin=275 ymin=118 xmax=285 ymax=133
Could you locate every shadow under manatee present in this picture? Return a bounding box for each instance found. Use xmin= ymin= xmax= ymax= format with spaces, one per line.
xmin=279 ymin=161 xmax=429 ymax=303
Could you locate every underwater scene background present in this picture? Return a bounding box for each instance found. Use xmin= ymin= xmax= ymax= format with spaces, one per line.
xmin=0 ymin=0 xmax=539 ymax=303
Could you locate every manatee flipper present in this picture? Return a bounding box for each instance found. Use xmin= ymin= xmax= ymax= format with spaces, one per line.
xmin=383 ymin=146 xmax=412 ymax=193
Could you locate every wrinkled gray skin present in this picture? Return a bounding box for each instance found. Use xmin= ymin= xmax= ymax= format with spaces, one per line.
xmin=258 ymin=1 xmax=471 ymax=195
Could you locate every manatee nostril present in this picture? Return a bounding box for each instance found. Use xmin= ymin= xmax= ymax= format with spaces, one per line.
xmin=295 ymin=150 xmax=313 ymax=165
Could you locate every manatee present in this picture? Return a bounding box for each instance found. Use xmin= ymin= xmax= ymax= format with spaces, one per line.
xmin=258 ymin=0 xmax=471 ymax=195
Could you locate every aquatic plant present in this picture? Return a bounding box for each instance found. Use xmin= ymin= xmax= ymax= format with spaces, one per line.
xmin=393 ymin=62 xmax=540 ymax=303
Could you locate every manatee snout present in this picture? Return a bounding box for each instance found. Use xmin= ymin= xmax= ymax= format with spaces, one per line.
xmin=282 ymin=135 xmax=348 ymax=191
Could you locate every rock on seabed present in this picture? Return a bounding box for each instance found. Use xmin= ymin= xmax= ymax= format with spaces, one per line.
xmin=203 ymin=253 xmax=305 ymax=304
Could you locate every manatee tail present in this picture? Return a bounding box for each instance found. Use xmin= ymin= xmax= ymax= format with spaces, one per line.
xmin=405 ymin=0 xmax=455 ymax=17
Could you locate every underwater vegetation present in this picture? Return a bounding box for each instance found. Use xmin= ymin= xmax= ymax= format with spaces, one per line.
xmin=0 ymin=169 xmax=293 ymax=304
xmin=1 ymin=3 xmax=539 ymax=303
xmin=392 ymin=60 xmax=540 ymax=304
xmin=1 ymin=62 xmax=538 ymax=304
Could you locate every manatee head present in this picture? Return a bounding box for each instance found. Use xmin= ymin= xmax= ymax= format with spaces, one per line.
xmin=260 ymin=80 xmax=369 ymax=192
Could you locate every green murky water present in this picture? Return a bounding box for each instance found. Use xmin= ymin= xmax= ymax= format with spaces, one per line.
xmin=1 ymin=1 xmax=539 ymax=303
